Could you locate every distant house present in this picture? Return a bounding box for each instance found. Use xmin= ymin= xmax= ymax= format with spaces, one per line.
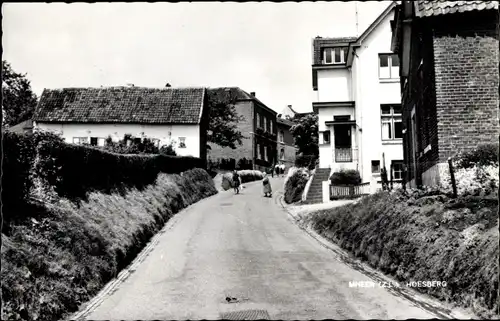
xmin=276 ymin=116 xmax=298 ymax=170
xmin=33 ymin=86 xmax=209 ymax=161
xmin=206 ymin=87 xmax=277 ymax=172
xmin=311 ymin=1 xmax=403 ymax=200
xmin=6 ymin=119 xmax=34 ymax=134
xmin=391 ymin=1 xmax=499 ymax=188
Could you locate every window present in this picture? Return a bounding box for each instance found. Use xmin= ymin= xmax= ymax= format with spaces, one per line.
xmin=381 ymin=104 xmax=402 ymax=141
xmin=334 ymin=115 xmax=350 ymax=121
xmin=392 ymin=160 xmax=404 ymax=180
xmin=279 ymin=130 xmax=284 ymax=143
xmin=90 ymin=137 xmax=98 ymax=146
xmin=90 ymin=137 xmax=106 ymax=146
xmin=270 ymin=120 xmax=273 ymax=134
xmin=179 ymin=137 xmax=186 ymax=148
xmin=379 ymin=53 xmax=399 ymax=79
xmin=371 ymin=160 xmax=381 ymax=174
xmin=322 ymin=131 xmax=331 ymax=144
xmin=256 ymin=143 xmax=261 ymax=159
xmin=264 ymin=145 xmax=268 ymax=161
xmin=73 ymin=137 xmax=88 ymax=145
xmin=280 ymin=148 xmax=285 ymax=160
xmin=264 ymin=117 xmax=267 ymax=132
xmin=324 ymin=47 xmax=346 ymax=64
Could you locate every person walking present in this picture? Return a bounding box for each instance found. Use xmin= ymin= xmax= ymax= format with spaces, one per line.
xmin=232 ymin=170 xmax=242 ymax=194
xmin=262 ymin=173 xmax=272 ymax=197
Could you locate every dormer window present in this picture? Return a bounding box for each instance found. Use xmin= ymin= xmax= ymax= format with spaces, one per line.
xmin=323 ymin=47 xmax=347 ymax=64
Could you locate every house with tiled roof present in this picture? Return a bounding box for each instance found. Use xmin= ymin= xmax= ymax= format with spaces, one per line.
xmin=206 ymin=87 xmax=277 ymax=172
xmin=33 ymin=86 xmax=209 ymax=160
xmin=309 ymin=1 xmax=403 ymax=203
xmin=391 ymin=0 xmax=499 ymax=188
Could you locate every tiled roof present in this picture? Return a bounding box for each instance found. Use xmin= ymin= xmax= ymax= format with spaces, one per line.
xmin=207 ymin=87 xmax=276 ymax=115
xmin=312 ymin=37 xmax=357 ymax=65
xmin=414 ymin=1 xmax=499 ymax=17
xmin=34 ymin=87 xmax=205 ymax=124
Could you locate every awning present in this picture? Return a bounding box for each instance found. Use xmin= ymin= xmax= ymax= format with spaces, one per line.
xmin=325 ymin=120 xmax=356 ymax=126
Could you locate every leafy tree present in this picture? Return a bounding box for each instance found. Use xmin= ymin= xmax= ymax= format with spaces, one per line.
xmin=289 ymin=113 xmax=319 ymax=157
xmin=206 ymin=89 xmax=246 ymax=150
xmin=2 ymin=60 xmax=38 ymax=127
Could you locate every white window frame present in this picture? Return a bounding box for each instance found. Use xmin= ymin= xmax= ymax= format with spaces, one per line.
xmin=322 ymin=131 xmax=330 ymax=144
xmin=73 ymin=137 xmax=89 ymax=145
xmin=324 ymin=47 xmax=346 ymax=64
xmin=392 ymin=160 xmax=404 ymax=180
xmin=379 ymin=53 xmax=400 ymax=79
xmin=280 ymin=148 xmax=285 ymax=161
xmin=179 ymin=137 xmax=186 ymax=148
xmin=381 ymin=105 xmax=402 ymax=141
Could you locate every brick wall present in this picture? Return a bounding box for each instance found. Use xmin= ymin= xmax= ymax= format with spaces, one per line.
xmin=207 ymin=100 xmax=254 ymax=166
xmin=433 ymin=11 xmax=499 ymax=162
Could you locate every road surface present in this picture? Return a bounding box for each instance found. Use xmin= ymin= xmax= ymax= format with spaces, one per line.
xmin=82 ymin=177 xmax=442 ymax=320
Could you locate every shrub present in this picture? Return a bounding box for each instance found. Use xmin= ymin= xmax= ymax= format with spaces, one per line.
xmin=330 ymin=169 xmax=361 ymax=186
xmin=295 ymin=154 xmax=317 ymax=170
xmin=221 ymin=170 xmax=264 ymax=190
xmin=284 ymin=167 xmax=310 ymax=204
xmin=2 ymin=131 xmax=64 ymax=223
xmin=454 ymin=143 xmax=499 ymax=169
xmin=33 ymin=140 xmax=205 ymax=201
xmin=159 ymin=143 xmax=177 ymax=156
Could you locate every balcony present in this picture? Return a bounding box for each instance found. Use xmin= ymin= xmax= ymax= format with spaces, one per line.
xmin=335 ymin=147 xmax=355 ymax=162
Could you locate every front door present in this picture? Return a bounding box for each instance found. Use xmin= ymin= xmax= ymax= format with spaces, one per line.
xmin=334 ymin=124 xmax=352 ymax=162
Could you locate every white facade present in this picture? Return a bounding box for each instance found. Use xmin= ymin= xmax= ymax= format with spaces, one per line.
xmin=34 ymin=122 xmax=201 ymax=158
xmin=314 ymin=6 xmax=403 ymax=190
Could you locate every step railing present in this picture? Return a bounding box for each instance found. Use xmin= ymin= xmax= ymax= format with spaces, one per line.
xmin=330 ymin=182 xmax=370 ymax=200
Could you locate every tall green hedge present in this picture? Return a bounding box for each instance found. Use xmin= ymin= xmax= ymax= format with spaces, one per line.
xmin=34 ymin=140 xmax=204 ymax=201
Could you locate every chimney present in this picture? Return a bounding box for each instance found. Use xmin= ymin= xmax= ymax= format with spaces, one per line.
xmin=127 ymin=83 xmax=134 ymax=87
xmin=165 ymin=83 xmax=171 ymax=88
xmin=250 ymin=92 xmax=256 ymax=97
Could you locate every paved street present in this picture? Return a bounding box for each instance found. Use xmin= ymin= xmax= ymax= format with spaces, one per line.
xmin=84 ymin=177 xmax=439 ymax=320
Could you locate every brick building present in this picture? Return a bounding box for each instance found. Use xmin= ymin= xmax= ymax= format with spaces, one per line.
xmin=207 ymin=87 xmax=277 ymax=172
xmin=276 ymin=116 xmax=298 ymax=171
xmin=391 ymin=0 xmax=499 ymax=188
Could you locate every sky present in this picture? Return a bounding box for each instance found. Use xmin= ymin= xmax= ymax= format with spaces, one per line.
xmin=2 ymin=1 xmax=390 ymax=114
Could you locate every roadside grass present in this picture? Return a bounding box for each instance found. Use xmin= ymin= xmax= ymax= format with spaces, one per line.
xmin=301 ymin=190 xmax=499 ymax=319
xmin=1 ymin=168 xmax=217 ymax=321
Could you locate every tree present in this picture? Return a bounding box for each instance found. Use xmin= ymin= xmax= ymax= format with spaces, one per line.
xmin=289 ymin=113 xmax=319 ymax=157
xmin=2 ymin=60 xmax=38 ymax=127
xmin=206 ymin=89 xmax=246 ymax=150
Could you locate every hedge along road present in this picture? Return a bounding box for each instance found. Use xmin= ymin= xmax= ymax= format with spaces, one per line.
xmin=80 ymin=177 xmax=440 ymax=320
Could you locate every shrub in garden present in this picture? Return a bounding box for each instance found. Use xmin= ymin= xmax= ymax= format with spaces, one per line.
xmin=330 ymin=169 xmax=361 ymax=186
xmin=284 ymin=167 xmax=310 ymax=204
xmin=455 ymin=143 xmax=499 ymax=169
xmin=295 ymin=154 xmax=317 ymax=170
xmin=221 ymin=170 xmax=264 ymax=190
xmin=33 ymin=140 xmax=205 ymax=202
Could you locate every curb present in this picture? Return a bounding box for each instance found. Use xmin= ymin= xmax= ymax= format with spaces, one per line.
xmin=275 ymin=194 xmax=469 ymax=320
xmin=67 ymin=195 xmax=215 ymax=321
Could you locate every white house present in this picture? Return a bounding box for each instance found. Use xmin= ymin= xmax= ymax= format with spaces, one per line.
xmin=311 ymin=1 xmax=403 ymax=200
xmin=33 ymin=86 xmax=209 ymax=160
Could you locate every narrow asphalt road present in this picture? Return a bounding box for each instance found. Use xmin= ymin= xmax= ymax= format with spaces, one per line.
xmin=83 ymin=177 xmax=439 ymax=320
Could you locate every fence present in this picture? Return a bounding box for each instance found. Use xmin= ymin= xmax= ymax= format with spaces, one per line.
xmin=330 ymin=182 xmax=370 ymax=200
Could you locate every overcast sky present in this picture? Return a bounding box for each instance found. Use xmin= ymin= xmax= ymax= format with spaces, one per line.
xmin=2 ymin=1 xmax=390 ymax=113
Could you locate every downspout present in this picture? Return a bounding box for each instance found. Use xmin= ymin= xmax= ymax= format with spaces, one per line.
xmin=353 ymin=46 xmax=364 ymax=182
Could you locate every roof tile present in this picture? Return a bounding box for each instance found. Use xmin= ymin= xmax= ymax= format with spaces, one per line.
xmin=415 ymin=1 xmax=499 ymax=17
xmin=34 ymin=87 xmax=205 ymax=124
